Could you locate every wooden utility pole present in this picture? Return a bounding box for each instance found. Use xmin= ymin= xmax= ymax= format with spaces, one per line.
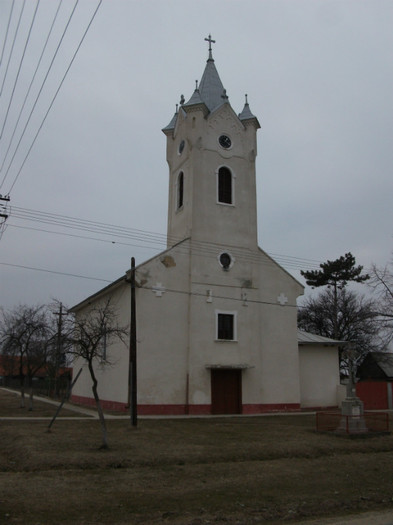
xmin=128 ymin=257 xmax=137 ymax=427
xmin=53 ymin=302 xmax=68 ymax=396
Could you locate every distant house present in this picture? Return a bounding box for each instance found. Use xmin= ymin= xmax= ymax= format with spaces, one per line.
xmin=0 ymin=355 xmax=72 ymax=395
xmin=356 ymin=352 xmax=393 ymax=409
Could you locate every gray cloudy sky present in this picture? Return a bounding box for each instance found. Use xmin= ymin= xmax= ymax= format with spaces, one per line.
xmin=0 ymin=0 xmax=392 ymax=311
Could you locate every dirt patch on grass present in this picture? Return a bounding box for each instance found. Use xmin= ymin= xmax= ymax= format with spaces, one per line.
xmin=1 ymin=389 xmax=393 ymax=524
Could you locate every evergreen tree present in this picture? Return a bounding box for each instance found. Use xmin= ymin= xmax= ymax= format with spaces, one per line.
xmin=300 ymin=252 xmax=369 ymax=339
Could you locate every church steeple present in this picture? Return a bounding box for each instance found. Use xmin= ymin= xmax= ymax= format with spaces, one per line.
xmin=163 ymin=35 xmax=231 ymax=132
xmin=163 ymin=37 xmax=260 ymax=250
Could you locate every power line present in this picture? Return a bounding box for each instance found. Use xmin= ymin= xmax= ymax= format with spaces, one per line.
xmin=6 ymin=204 xmax=321 ymax=271
xmin=0 ymin=261 xmax=302 ymax=309
xmin=7 ymin=0 xmax=102 ymax=195
xmin=0 ymin=0 xmax=63 ymax=174
xmin=0 ymin=0 xmax=77 ymax=190
xmin=0 ymin=261 xmax=112 ymax=283
xmin=0 ymin=0 xmax=15 ymax=73
xmin=0 ymin=0 xmax=103 ymax=195
xmin=0 ymin=0 xmax=40 ymax=140
xmin=0 ymin=0 xmax=25 ymax=97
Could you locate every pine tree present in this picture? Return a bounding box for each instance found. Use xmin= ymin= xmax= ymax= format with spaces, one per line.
xmin=301 ymin=252 xmax=369 ymax=339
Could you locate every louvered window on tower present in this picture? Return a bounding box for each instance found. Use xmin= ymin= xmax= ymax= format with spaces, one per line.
xmin=218 ymin=167 xmax=232 ymax=204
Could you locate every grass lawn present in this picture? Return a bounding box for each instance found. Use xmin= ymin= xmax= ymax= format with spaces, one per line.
xmin=1 ymin=389 xmax=393 ymax=524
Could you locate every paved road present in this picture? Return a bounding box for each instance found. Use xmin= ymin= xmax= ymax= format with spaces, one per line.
xmin=295 ymin=509 xmax=393 ymax=524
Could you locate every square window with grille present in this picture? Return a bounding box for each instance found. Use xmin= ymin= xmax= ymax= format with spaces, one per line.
xmin=217 ymin=312 xmax=236 ymax=341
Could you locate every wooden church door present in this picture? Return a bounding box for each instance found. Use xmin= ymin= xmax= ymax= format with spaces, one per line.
xmin=211 ymin=369 xmax=242 ymax=414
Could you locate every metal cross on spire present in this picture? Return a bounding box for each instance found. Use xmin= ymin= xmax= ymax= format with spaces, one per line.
xmin=204 ymin=34 xmax=216 ymax=59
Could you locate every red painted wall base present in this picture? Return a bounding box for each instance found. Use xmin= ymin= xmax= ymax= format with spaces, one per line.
xmin=70 ymin=395 xmax=302 ymax=415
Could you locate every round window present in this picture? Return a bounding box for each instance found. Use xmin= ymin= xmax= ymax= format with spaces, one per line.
xmin=218 ymin=134 xmax=232 ymax=149
xmin=219 ymin=252 xmax=232 ymax=270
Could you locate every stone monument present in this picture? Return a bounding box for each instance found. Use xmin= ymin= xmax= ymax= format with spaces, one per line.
xmin=337 ymin=355 xmax=367 ymax=434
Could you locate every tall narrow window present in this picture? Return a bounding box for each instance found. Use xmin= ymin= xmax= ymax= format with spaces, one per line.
xmin=218 ymin=167 xmax=232 ymax=204
xmin=177 ymin=171 xmax=184 ymax=209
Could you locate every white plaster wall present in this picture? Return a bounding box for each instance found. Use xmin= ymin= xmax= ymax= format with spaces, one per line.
xmin=299 ymin=345 xmax=340 ymax=407
xmin=72 ymin=284 xmax=130 ymax=404
xmin=133 ymin=242 xmax=191 ymax=406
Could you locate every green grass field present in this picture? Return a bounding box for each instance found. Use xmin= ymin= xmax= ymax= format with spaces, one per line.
xmin=1 ymin=388 xmax=393 ymax=524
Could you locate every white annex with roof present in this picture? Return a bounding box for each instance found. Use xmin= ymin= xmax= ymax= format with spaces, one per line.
xmin=71 ymin=37 xmax=341 ymax=414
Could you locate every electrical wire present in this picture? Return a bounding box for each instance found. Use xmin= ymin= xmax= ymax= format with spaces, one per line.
xmin=0 ymin=261 xmax=113 ymax=283
xmin=0 ymin=0 xmax=15 ymax=72
xmin=0 ymin=0 xmax=80 ymax=190
xmin=6 ymin=204 xmax=321 ymax=271
xmin=0 ymin=0 xmax=40 ymax=140
xmin=0 ymin=0 xmax=103 ymax=195
xmin=0 ymin=0 xmax=25 ymax=97
xmin=0 ymin=261 xmax=302 ymax=309
xmin=0 ymin=0 xmax=63 ymax=174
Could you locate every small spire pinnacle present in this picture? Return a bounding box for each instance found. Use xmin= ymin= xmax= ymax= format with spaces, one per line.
xmin=204 ymin=34 xmax=216 ymax=60
xmin=195 ymin=80 xmax=199 ymax=91
xmin=180 ymin=94 xmax=185 ymax=105
xmin=176 ymin=103 xmax=179 ymax=113
xmin=245 ymin=94 xmax=248 ymax=105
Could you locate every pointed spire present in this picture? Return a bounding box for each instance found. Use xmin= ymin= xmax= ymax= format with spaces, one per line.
xmin=197 ymin=35 xmax=226 ymax=112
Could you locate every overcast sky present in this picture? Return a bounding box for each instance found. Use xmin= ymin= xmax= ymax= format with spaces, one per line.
xmin=0 ymin=0 xmax=392 ymax=311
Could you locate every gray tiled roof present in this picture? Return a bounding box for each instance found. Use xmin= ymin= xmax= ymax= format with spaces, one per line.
xmin=238 ymin=101 xmax=260 ymax=128
xmin=297 ymin=329 xmax=346 ymax=346
xmin=193 ymin=58 xmax=226 ymax=112
xmin=162 ymin=110 xmax=178 ymax=132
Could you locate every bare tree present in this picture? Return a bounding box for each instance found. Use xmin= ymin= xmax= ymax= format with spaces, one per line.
xmin=369 ymin=258 xmax=393 ymax=346
xmin=69 ymin=299 xmax=128 ymax=449
xmin=0 ymin=305 xmax=52 ymax=409
xmin=298 ymin=287 xmax=382 ymax=374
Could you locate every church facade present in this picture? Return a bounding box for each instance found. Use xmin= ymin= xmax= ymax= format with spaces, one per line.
xmin=71 ymin=39 xmax=340 ymax=414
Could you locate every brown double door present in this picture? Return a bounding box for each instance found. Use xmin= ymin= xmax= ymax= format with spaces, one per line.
xmin=211 ymin=369 xmax=242 ymax=414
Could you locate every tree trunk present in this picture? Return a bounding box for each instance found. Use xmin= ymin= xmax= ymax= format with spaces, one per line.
xmin=20 ymin=375 xmax=25 ymax=409
xmin=28 ymin=377 xmax=34 ymax=411
xmin=88 ymin=360 xmax=108 ymax=449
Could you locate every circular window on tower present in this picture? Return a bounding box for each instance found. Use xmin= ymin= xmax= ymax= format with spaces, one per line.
xmin=218 ymin=252 xmax=233 ymax=271
xmin=218 ymin=134 xmax=232 ymax=149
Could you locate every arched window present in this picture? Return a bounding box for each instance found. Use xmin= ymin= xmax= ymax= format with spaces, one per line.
xmin=177 ymin=171 xmax=184 ymax=209
xmin=218 ymin=167 xmax=232 ymax=204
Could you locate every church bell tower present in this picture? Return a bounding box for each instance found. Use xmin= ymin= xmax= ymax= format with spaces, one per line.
xmin=162 ymin=35 xmax=261 ymax=251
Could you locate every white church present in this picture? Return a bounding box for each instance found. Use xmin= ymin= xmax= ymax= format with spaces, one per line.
xmin=71 ymin=37 xmax=341 ymax=415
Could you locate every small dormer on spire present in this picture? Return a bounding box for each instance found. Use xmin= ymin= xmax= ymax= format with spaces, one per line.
xmin=162 ymin=104 xmax=179 ymax=134
xmin=238 ymin=94 xmax=261 ymax=129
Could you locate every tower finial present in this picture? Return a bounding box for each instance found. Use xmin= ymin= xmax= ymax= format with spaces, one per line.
xmin=204 ymin=34 xmax=216 ymax=60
